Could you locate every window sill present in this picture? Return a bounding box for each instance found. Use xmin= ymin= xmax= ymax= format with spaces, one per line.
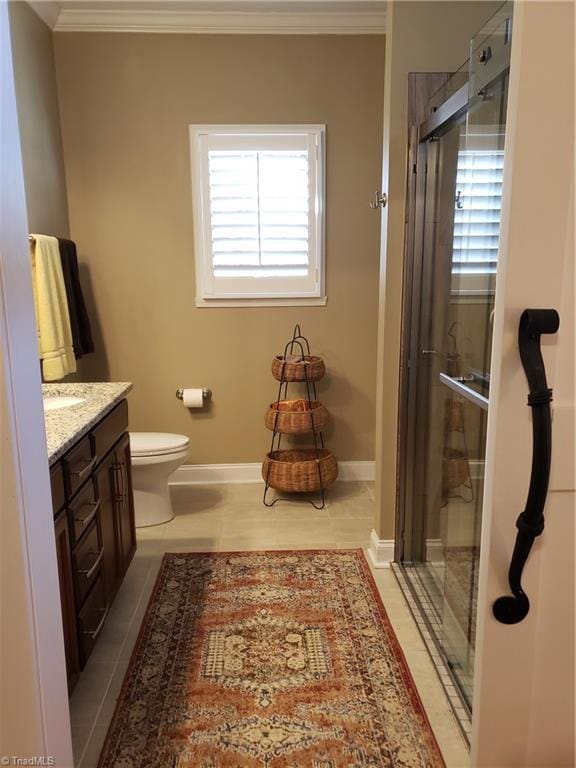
xmin=195 ymin=296 xmax=327 ymax=308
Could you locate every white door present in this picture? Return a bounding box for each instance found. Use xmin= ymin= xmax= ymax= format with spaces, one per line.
xmin=471 ymin=2 xmax=574 ymax=765
xmin=0 ymin=1 xmax=73 ymax=762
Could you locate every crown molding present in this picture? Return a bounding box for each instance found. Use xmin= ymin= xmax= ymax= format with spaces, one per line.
xmin=28 ymin=1 xmax=61 ymax=29
xmin=53 ymin=7 xmax=386 ymax=34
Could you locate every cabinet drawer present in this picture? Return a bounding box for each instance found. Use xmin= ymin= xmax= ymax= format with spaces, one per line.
xmin=50 ymin=463 xmax=65 ymax=516
xmin=72 ymin=519 xmax=103 ymax=607
xmin=63 ymin=436 xmax=96 ymax=499
xmin=68 ymin=479 xmax=99 ymax=545
xmin=77 ymin=575 xmax=108 ymax=667
xmin=92 ymin=400 xmax=128 ymax=465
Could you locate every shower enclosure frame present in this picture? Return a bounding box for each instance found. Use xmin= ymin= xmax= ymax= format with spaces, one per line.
xmin=397 ymin=48 xmax=512 ymax=564
xmin=396 ymin=78 xmax=470 ymax=565
xmin=394 ymin=5 xmax=513 ymax=724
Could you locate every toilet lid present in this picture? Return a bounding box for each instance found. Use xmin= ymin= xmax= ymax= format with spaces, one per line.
xmin=130 ymin=432 xmax=190 ymax=457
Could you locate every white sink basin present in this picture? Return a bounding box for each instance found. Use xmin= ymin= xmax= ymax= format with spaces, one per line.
xmin=43 ymin=395 xmax=85 ymax=412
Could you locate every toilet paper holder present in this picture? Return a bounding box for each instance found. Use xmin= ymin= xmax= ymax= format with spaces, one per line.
xmin=176 ymin=388 xmax=212 ymax=402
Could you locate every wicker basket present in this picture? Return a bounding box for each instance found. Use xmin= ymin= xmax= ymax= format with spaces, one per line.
xmin=272 ymin=354 xmax=325 ymax=382
xmin=262 ymin=448 xmax=338 ymax=492
xmin=265 ymin=400 xmax=330 ymax=434
xmin=444 ymin=399 xmax=465 ymax=432
xmin=442 ymin=448 xmax=470 ymax=491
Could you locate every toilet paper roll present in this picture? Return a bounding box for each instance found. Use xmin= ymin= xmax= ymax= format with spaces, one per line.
xmin=181 ymin=388 xmax=204 ymax=408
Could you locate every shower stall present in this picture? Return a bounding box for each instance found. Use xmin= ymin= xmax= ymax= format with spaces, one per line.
xmin=395 ymin=3 xmax=513 ymax=731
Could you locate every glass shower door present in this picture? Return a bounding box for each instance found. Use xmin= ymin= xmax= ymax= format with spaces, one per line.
xmin=402 ymin=3 xmax=512 ymax=713
xmin=439 ymin=58 xmax=508 ymax=706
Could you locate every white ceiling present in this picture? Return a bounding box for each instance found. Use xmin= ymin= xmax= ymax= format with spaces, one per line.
xmin=29 ymin=0 xmax=387 ymax=34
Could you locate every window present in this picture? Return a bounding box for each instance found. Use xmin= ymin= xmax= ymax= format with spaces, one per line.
xmin=190 ymin=125 xmax=325 ymax=306
xmin=452 ymin=147 xmax=504 ymax=275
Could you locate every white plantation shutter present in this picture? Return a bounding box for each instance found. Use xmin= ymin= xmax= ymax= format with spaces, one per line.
xmin=191 ymin=126 xmax=325 ymax=303
xmin=453 ymin=149 xmax=504 ymax=274
xmin=209 ymin=150 xmax=309 ymax=277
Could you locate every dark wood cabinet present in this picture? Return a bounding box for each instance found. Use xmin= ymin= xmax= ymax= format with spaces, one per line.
xmin=54 ymin=510 xmax=80 ymax=693
xmin=51 ymin=399 xmax=136 ymax=692
xmin=96 ymin=450 xmax=123 ymax=600
xmin=114 ymin=433 xmax=137 ymax=574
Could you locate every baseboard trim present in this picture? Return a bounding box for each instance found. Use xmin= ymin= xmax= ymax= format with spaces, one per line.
xmin=425 ymin=538 xmax=444 ymax=563
xmin=469 ymin=459 xmax=484 ymax=481
xmin=170 ymin=460 xmax=375 ymax=486
xmin=367 ymin=529 xmax=395 ymax=569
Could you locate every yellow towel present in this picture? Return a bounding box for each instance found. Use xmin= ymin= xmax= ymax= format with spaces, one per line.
xmin=30 ymin=234 xmax=77 ymax=381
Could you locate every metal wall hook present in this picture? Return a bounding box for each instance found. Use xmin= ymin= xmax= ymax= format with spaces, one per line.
xmin=369 ymin=191 xmax=388 ymax=209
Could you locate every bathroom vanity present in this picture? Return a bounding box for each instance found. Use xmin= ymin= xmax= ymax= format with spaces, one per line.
xmin=45 ymin=383 xmax=136 ymax=693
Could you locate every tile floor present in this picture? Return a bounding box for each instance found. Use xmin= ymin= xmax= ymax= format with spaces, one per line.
xmin=70 ymin=481 xmax=470 ymax=768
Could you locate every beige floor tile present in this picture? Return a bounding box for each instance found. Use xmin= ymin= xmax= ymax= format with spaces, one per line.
xmin=434 ymin=727 xmax=471 ymax=768
xmin=221 ymin=513 xmax=275 ymax=537
xmin=88 ymin=614 xmax=132 ymax=664
xmin=107 ymin=571 xmax=148 ymax=624
xmin=223 ymin=483 xmax=265 ymax=503
xmin=119 ymin=622 xmax=142 ymax=664
xmin=326 ymin=480 xmax=372 ymax=502
xmin=97 ymin=662 xmax=129 ymax=725
xmin=170 ymin=483 xmax=228 ymax=511
xmin=71 ymin=725 xmax=92 ymax=765
xmin=218 ymin=538 xmax=280 ymax=552
xmin=162 ymin=519 xmax=222 ymax=541
xmin=426 ymin=706 xmax=470 ymax=767
xmin=162 ymin=536 xmax=222 ymax=552
xmin=328 ymin=497 xmax=376 ymax=520
xmin=269 ymin=502 xmax=330 ymax=520
xmin=267 ymin=540 xmax=338 ymax=552
xmin=69 ymin=661 xmax=115 ymax=727
xmin=80 ymin=725 xmax=109 ymax=768
xmin=221 ymin=503 xmax=278 ymax=520
xmin=334 ymin=541 xmax=370 ymax=554
xmin=331 ymin=518 xmax=373 ymax=542
xmin=388 ymin=618 xmax=429 ymax=651
xmin=118 ymin=587 xmax=155 ymax=663
xmin=135 ymin=523 xmax=167 ymax=539
xmin=170 ymin=507 xmax=223 ymax=522
xmin=132 ymin=536 xmax=165 ymax=558
xmin=402 ymin=648 xmax=444 ymax=687
xmin=370 ymin=564 xmax=400 ymax=588
xmin=275 ymin=518 xmax=336 ymax=546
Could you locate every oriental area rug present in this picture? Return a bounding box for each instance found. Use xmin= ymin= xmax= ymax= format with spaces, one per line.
xmin=98 ymin=550 xmax=445 ymax=768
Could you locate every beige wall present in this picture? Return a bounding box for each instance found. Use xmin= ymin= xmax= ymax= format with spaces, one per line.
xmin=54 ymin=33 xmax=385 ymax=464
xmin=8 ymin=1 xmax=69 ymax=237
xmin=374 ymin=0 xmax=501 ymax=539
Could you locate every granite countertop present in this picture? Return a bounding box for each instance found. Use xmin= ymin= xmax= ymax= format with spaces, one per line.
xmin=43 ymin=382 xmax=133 ymax=465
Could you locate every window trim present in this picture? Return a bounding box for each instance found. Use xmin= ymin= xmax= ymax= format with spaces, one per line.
xmin=190 ymin=124 xmax=326 ymax=307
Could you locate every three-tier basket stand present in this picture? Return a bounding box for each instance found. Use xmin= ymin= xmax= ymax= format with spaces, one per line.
xmin=262 ymin=325 xmax=338 ymax=509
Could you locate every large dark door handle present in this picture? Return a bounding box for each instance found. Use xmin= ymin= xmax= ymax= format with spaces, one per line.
xmin=493 ymin=308 xmax=560 ymax=624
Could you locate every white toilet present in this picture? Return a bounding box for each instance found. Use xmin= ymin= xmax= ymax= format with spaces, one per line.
xmin=130 ymin=432 xmax=190 ymax=527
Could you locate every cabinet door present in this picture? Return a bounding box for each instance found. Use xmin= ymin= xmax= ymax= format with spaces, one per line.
xmin=114 ymin=433 xmax=136 ymax=573
xmin=94 ymin=450 xmax=122 ymax=600
xmin=54 ymin=511 xmax=80 ymax=693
